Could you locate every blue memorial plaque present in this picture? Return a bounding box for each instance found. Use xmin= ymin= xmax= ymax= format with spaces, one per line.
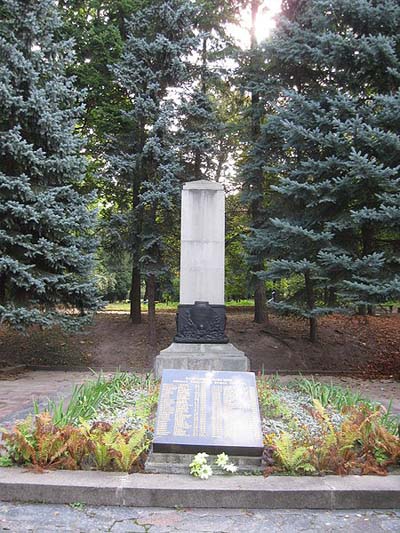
xmin=153 ymin=369 xmax=264 ymax=456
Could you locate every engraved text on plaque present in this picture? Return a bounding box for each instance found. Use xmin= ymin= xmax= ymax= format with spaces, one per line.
xmin=153 ymin=369 xmax=264 ymax=456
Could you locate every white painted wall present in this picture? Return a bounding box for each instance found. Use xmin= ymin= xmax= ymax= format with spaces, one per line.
xmin=179 ymin=180 xmax=225 ymax=305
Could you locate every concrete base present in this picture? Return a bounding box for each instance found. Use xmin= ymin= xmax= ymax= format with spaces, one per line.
xmin=145 ymin=450 xmax=263 ymax=475
xmin=154 ymin=343 xmax=250 ymax=378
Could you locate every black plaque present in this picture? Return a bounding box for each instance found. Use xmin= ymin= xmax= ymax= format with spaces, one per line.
xmin=174 ymin=301 xmax=228 ymax=343
xmin=153 ymin=369 xmax=264 ymax=456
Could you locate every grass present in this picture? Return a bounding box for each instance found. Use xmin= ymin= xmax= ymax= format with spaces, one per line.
xmin=291 ymin=376 xmax=366 ymax=410
xmin=291 ymin=376 xmax=400 ymax=435
xmin=35 ymin=371 xmax=156 ymax=427
xmin=105 ymin=299 xmax=254 ymax=312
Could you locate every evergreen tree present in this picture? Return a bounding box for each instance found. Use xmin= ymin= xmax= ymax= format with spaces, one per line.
xmin=59 ymin=1 xmax=148 ymax=174
xmin=0 ymin=0 xmax=100 ymax=330
xmin=237 ymin=0 xmax=270 ymax=323
xmin=104 ymin=0 xmax=198 ymax=339
xmin=177 ymin=0 xmax=240 ymax=183
xmin=248 ymin=0 xmax=400 ymax=340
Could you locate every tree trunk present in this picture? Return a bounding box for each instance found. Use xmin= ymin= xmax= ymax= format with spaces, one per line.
xmin=147 ymin=274 xmax=157 ymax=346
xmin=356 ymin=223 xmax=375 ymax=316
xmin=304 ymin=270 xmax=317 ymax=342
xmin=0 ymin=273 xmax=5 ymax=304
xmin=323 ymin=287 xmax=328 ymax=306
xmin=249 ymin=0 xmax=267 ymax=324
xmin=357 ymin=304 xmax=367 ymax=316
xmin=254 ymin=278 xmax=267 ymax=323
xmin=194 ymin=149 xmax=201 ymax=180
xmin=327 ymin=287 xmax=336 ymax=307
xmin=309 ymin=317 xmax=317 ymax=343
xmin=130 ymin=264 xmax=141 ymax=323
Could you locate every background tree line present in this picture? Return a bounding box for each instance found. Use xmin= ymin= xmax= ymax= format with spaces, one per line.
xmin=1 ymin=0 xmax=399 ymax=342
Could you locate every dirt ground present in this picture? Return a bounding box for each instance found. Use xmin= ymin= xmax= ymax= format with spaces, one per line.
xmin=1 ymin=310 xmax=399 ymax=379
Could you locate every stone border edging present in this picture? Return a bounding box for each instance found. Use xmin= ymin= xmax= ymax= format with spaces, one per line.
xmin=0 ymin=468 xmax=399 ymax=509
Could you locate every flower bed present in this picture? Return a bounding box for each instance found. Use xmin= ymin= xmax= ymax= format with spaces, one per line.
xmin=1 ymin=373 xmax=399 ymax=475
xmin=258 ymin=376 xmax=400 ymax=475
xmin=0 ymin=373 xmax=158 ymax=472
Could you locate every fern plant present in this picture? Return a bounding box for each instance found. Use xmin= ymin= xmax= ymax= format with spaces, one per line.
xmin=272 ymin=432 xmax=315 ymax=474
xmin=112 ymin=428 xmax=149 ymax=472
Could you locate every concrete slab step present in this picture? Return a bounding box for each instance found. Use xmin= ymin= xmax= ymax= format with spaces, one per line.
xmin=0 ymin=467 xmax=399 ymax=509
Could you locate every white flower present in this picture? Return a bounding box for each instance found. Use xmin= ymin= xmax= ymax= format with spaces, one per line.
xmin=194 ymin=452 xmax=209 ymax=464
xmin=198 ymin=464 xmax=213 ymax=479
xmin=190 ymin=452 xmax=212 ymax=478
xmin=223 ymin=463 xmax=238 ymax=473
xmin=215 ymin=452 xmax=229 ymax=467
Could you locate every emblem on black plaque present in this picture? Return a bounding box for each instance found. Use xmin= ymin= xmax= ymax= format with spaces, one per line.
xmin=174 ymin=301 xmax=228 ymax=343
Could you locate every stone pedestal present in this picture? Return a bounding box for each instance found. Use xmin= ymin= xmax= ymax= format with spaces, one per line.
xmin=154 ymin=180 xmax=249 ymax=375
xmin=154 ymin=343 xmax=249 ymax=378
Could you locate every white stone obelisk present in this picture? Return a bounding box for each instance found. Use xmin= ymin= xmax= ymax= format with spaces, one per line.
xmin=154 ymin=180 xmax=249 ymax=377
xmin=180 ymin=180 xmax=224 ymax=305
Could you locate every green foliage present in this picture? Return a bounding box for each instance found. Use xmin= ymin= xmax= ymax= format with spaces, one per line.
xmin=225 ymin=194 xmax=252 ymax=301
xmin=1 ymin=373 xmax=156 ymax=472
xmin=293 ymin=377 xmax=400 ymax=436
xmin=1 ymin=414 xmax=151 ymax=472
xmin=0 ymin=455 xmax=13 ymax=467
xmin=243 ymin=0 xmax=400 ymax=339
xmin=258 ymin=377 xmax=400 ymax=475
xmin=272 ymin=432 xmax=316 ymax=474
xmin=95 ymin=248 xmax=131 ymax=302
xmin=105 ymin=299 xmax=254 ymax=312
xmin=40 ymin=372 xmax=157 ymax=428
xmin=39 ymin=374 xmax=113 ymax=427
xmin=79 ymin=420 xmax=150 ymax=472
xmin=0 ymin=0 xmax=101 ymax=330
xmin=112 ymin=427 xmax=149 ymax=472
xmin=257 ymin=378 xmax=291 ymax=420
xmin=1 ymin=413 xmax=88 ymax=469
xmin=293 ymin=378 xmax=366 ymax=411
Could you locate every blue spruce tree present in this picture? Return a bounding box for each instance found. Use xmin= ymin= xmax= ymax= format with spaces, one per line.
xmin=0 ymin=0 xmax=100 ymax=330
xmin=247 ymin=0 xmax=400 ymax=340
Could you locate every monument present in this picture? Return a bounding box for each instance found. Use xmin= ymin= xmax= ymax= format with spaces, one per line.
xmin=154 ymin=180 xmax=249 ymax=377
xmin=153 ymin=369 xmax=263 ymax=456
xmin=146 ymin=368 xmax=264 ymax=473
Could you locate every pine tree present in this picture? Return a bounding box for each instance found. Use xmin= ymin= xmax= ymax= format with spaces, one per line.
xmin=247 ymin=0 xmax=400 ymax=340
xmin=237 ymin=0 xmax=270 ymax=323
xmin=104 ymin=0 xmax=198 ymax=339
xmin=0 ymin=0 xmax=100 ymax=330
xmin=177 ymin=0 xmax=239 ymax=183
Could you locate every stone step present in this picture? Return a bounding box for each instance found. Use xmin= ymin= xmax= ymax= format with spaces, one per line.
xmin=145 ymin=451 xmax=264 ymax=475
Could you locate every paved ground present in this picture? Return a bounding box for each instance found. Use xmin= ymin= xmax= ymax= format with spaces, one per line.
xmin=0 ymin=371 xmax=105 ymax=429
xmin=0 ymin=373 xmax=399 ymax=530
xmin=0 ymin=503 xmax=399 ymax=532
xmin=1 ymin=371 xmax=399 ymax=431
